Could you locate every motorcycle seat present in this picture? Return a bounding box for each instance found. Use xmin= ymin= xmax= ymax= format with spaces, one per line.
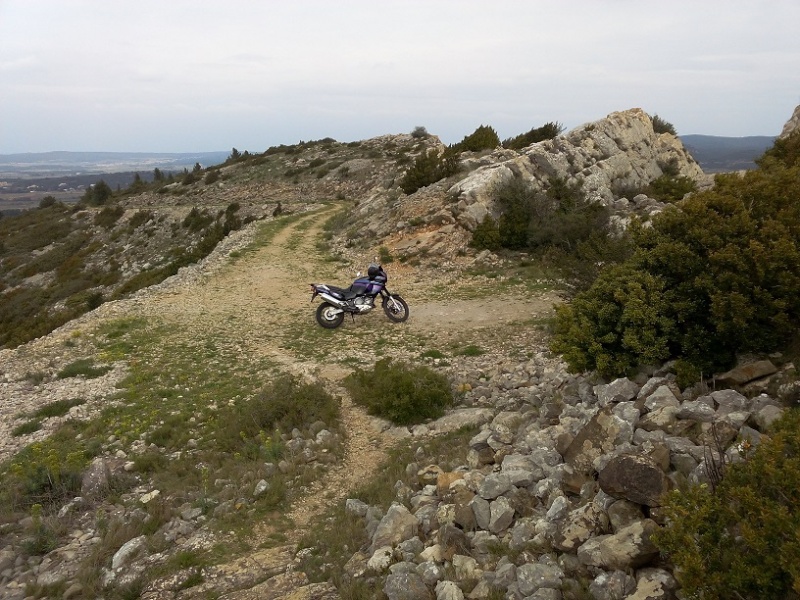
xmin=326 ymin=285 xmax=359 ymax=300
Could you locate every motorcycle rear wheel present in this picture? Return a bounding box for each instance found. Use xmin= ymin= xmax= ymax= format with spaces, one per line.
xmin=316 ymin=302 xmax=345 ymax=329
xmin=382 ymin=295 xmax=409 ymax=323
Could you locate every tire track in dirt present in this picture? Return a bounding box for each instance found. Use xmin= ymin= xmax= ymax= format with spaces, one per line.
xmin=128 ymin=206 xmax=395 ymax=549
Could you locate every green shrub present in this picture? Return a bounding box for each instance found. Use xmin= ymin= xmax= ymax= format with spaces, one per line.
xmin=411 ymin=126 xmax=429 ymax=139
xmin=215 ymin=375 xmax=339 ymax=456
xmin=470 ymin=215 xmax=501 ymax=251
xmin=22 ymin=505 xmax=60 ymax=556
xmin=182 ymin=207 xmax=213 ymax=232
xmin=654 ymin=408 xmax=800 ymax=599
xmin=181 ymin=171 xmax=198 ymax=185
xmin=646 ymin=173 xmax=696 ymax=202
xmin=39 ymin=196 xmax=57 ymax=209
xmin=12 ymin=420 xmax=42 ymax=436
xmin=57 ymin=359 xmax=112 ymax=379
xmin=32 ymin=398 xmax=85 ymax=419
xmin=496 ymin=177 xmax=534 ymax=249
xmin=94 ymin=205 xmax=125 ymax=229
xmin=452 ymin=124 xmax=500 ymax=153
xmin=551 ymin=263 xmax=674 ymax=377
xmin=502 ymin=122 xmax=564 ymax=150
xmin=80 ymin=180 xmax=113 ymax=206
xmin=527 ymin=176 xmax=609 ymax=253
xmin=127 ymin=210 xmax=153 ymax=230
xmin=551 ymin=134 xmax=800 ymax=377
xmin=2 ymin=438 xmax=86 ymax=511
xmin=651 ymin=113 xmax=677 ymax=135
xmin=759 ymin=129 xmax=800 ymax=168
xmin=344 ymin=358 xmax=453 ymax=425
xmin=454 ymin=344 xmax=484 ymax=357
xmin=400 ymin=149 xmax=460 ymax=194
xmin=491 ymin=176 xmax=612 ymax=261
xmin=378 ymin=246 xmax=394 ymax=264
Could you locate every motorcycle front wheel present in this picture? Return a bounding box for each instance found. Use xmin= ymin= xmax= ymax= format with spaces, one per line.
xmin=382 ymin=295 xmax=409 ymax=323
xmin=316 ymin=302 xmax=345 ymax=329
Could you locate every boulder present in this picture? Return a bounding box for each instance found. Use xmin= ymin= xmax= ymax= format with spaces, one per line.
xmin=550 ymin=501 xmax=609 ymax=552
xmin=716 ymin=360 xmax=777 ymax=386
xmin=577 ymin=519 xmax=660 ymax=570
xmin=563 ymin=407 xmax=634 ymax=475
xmin=598 ymin=454 xmax=670 ymax=507
xmin=589 ymin=570 xmax=636 ymax=600
xmin=371 ymin=503 xmax=420 ymax=553
xmin=516 ymin=562 xmax=565 ymax=597
xmin=594 ymin=378 xmax=640 ymax=406
xmin=383 ymin=572 xmax=434 ymax=600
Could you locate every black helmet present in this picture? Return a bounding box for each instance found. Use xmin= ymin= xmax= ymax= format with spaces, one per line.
xmin=367 ymin=263 xmax=381 ymax=279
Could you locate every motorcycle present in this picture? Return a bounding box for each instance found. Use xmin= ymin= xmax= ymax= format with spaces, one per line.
xmin=310 ymin=263 xmax=409 ymax=329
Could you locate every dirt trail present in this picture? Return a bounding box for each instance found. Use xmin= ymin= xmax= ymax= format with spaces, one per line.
xmin=130 ymin=207 xmax=394 ymax=531
xmin=128 ymin=207 xmax=558 ymax=542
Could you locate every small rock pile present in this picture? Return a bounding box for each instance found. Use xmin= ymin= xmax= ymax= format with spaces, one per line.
xmin=337 ymin=353 xmax=790 ymax=600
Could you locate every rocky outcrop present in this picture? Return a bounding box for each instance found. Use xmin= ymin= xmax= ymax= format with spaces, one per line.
xmin=346 ymin=109 xmax=712 ymax=266
xmin=449 ymin=108 xmax=706 ymax=231
xmin=779 ymin=104 xmax=800 ymax=139
xmin=334 ymin=353 xmax=792 ymax=600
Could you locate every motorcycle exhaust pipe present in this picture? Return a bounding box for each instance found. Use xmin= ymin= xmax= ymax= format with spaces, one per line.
xmin=318 ymin=293 xmax=348 ymax=310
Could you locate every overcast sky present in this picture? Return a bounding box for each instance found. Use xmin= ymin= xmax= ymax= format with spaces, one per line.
xmin=1 ymin=1 xmax=798 ymax=154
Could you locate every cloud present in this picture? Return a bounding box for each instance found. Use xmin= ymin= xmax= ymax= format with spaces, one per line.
xmin=1 ymin=0 xmax=799 ymax=152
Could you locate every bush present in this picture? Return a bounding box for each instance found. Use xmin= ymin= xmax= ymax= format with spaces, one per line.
xmin=344 ymin=359 xmax=453 ymax=425
xmin=57 ymin=359 xmax=112 ymax=379
xmin=651 ymin=113 xmax=677 ymax=135
xmin=127 ymin=210 xmax=153 ymax=230
xmin=492 ymin=176 xmax=612 ymax=258
xmin=527 ymin=176 xmax=609 ymax=253
xmin=653 ymin=408 xmax=800 ymax=599
xmin=551 ymin=134 xmax=800 ymax=377
xmin=470 ymin=215 xmax=501 ymax=251
xmin=411 ymin=126 xmax=429 ymax=139
xmin=38 ymin=196 xmax=57 ymax=209
xmin=496 ymin=178 xmax=534 ymax=250
xmin=759 ymin=129 xmax=800 ymax=169
xmin=182 ymin=207 xmax=213 ymax=232
xmin=399 ymin=149 xmax=459 ymax=194
xmin=80 ymin=180 xmax=113 ymax=206
xmin=451 ymin=124 xmax=500 ymax=153
xmin=551 ymin=263 xmax=674 ymax=377
xmin=646 ymin=174 xmax=696 ymax=203
xmin=94 ymin=205 xmax=124 ymax=229
xmin=378 ymin=246 xmax=394 ymax=264
xmin=502 ymin=122 xmax=564 ymax=150
xmin=215 ymin=375 xmax=339 ymax=455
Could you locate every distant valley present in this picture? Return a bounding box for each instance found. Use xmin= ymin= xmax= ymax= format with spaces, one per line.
xmin=680 ymin=134 xmax=776 ymax=172
xmin=0 ymin=150 xmax=230 ymax=177
xmin=0 ymin=150 xmax=230 ymax=212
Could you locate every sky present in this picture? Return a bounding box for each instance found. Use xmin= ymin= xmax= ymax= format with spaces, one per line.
xmin=1 ymin=1 xmax=799 ymax=154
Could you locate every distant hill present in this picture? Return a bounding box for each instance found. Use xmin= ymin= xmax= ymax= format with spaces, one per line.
xmin=679 ymin=135 xmax=776 ymax=172
xmin=0 ymin=150 xmax=231 ymax=178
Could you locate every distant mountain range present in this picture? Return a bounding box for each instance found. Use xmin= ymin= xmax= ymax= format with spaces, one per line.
xmin=679 ymin=135 xmax=776 ymax=172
